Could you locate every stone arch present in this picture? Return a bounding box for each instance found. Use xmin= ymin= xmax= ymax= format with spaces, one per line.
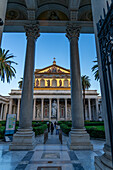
xmin=6 ymin=3 xmax=27 ymax=20
xmin=78 ymin=5 xmax=92 ymax=21
xmin=36 ymin=4 xmax=69 ymax=20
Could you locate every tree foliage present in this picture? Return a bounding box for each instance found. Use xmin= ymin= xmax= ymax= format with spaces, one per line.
xmin=0 ymin=48 xmax=17 ymax=83
xmin=81 ymin=75 xmax=91 ymax=120
xmin=92 ymin=59 xmax=99 ymax=81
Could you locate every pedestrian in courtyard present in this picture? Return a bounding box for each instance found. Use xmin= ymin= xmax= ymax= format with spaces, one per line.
xmin=51 ymin=122 xmax=54 ymax=135
xmin=56 ymin=124 xmax=58 ymax=135
xmin=47 ymin=122 xmax=50 ymax=132
xmin=54 ymin=121 xmax=56 ymax=129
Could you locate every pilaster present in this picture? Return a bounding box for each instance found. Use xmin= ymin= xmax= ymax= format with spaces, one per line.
xmin=91 ymin=0 xmax=113 ymax=168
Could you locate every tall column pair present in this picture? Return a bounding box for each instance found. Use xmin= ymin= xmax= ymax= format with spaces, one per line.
xmin=10 ymin=24 xmax=40 ymax=150
xmin=66 ymin=24 xmax=93 ymax=150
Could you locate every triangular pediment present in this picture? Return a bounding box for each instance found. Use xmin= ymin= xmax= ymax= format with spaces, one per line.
xmin=35 ymin=64 xmax=70 ymax=74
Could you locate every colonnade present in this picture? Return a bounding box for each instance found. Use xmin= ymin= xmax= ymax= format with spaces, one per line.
xmin=0 ymin=0 xmax=112 ymax=169
xmin=5 ymin=97 xmax=99 ymax=122
xmin=32 ymin=98 xmax=69 ymax=121
xmin=0 ymin=103 xmax=8 ymax=120
xmin=8 ymin=23 xmax=92 ymax=150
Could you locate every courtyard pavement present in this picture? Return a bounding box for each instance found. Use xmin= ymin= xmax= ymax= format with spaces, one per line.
xmin=0 ymin=130 xmax=105 ymax=170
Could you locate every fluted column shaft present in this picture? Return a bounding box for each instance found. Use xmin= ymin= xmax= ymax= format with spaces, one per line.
xmin=19 ymin=24 xmax=40 ymax=129
xmin=49 ymin=99 xmax=52 ymax=120
xmin=65 ymin=99 xmax=67 ymax=120
xmin=0 ymin=103 xmax=3 ymax=119
xmin=57 ymin=99 xmax=60 ymax=121
xmin=33 ymin=99 xmax=36 ymax=120
xmin=3 ymin=104 xmax=8 ymax=120
xmin=66 ymin=25 xmax=84 ymax=129
xmin=17 ymin=99 xmax=20 ymax=121
xmin=96 ymin=99 xmax=99 ymax=120
xmin=88 ymin=99 xmax=91 ymax=120
xmin=41 ymin=99 xmax=44 ymax=120
xmin=9 ymin=99 xmax=13 ymax=114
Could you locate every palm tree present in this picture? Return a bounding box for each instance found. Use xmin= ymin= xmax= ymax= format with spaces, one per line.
xmin=92 ymin=59 xmax=99 ymax=81
xmin=81 ymin=75 xmax=91 ymax=120
xmin=0 ymin=48 xmax=17 ymax=83
xmin=18 ymin=78 xmax=23 ymax=89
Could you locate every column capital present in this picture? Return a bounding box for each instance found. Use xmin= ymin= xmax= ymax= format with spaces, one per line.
xmin=66 ymin=24 xmax=81 ymax=40
xmin=24 ymin=24 xmax=40 ymax=40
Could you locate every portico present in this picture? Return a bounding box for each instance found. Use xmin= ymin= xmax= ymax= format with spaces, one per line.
xmin=0 ymin=0 xmax=113 ymax=169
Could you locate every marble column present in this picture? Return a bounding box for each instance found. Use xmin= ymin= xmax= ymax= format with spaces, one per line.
xmin=17 ymin=99 xmax=20 ymax=121
xmin=49 ymin=99 xmax=51 ymax=120
xmin=33 ymin=99 xmax=36 ymax=120
xmin=0 ymin=104 xmax=3 ymax=120
xmin=65 ymin=99 xmax=67 ymax=120
xmin=13 ymin=105 xmax=16 ymax=114
xmin=10 ymin=24 xmax=40 ymax=150
xmin=41 ymin=99 xmax=44 ymax=120
xmin=57 ymin=99 xmax=60 ymax=121
xmin=91 ymin=0 xmax=113 ymax=169
xmin=66 ymin=24 xmax=93 ymax=150
xmin=95 ymin=99 xmax=99 ymax=120
xmin=88 ymin=99 xmax=91 ymax=120
xmin=0 ymin=0 xmax=8 ymax=46
xmin=3 ymin=104 xmax=8 ymax=120
xmin=8 ymin=99 xmax=13 ymax=114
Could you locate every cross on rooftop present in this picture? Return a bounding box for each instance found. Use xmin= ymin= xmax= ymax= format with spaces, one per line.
xmin=53 ymin=58 xmax=56 ymax=65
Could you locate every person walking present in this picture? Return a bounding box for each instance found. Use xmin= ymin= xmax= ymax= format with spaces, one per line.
xmin=54 ymin=121 xmax=56 ymax=129
xmin=51 ymin=122 xmax=54 ymax=135
xmin=47 ymin=122 xmax=50 ymax=132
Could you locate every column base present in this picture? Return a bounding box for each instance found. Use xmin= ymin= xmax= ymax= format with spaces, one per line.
xmin=68 ymin=128 xmax=93 ymax=150
xmin=95 ymin=144 xmax=113 ymax=170
xmin=9 ymin=128 xmax=36 ymax=151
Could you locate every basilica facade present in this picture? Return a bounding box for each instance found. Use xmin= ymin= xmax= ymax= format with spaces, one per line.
xmin=0 ymin=59 xmax=101 ymax=122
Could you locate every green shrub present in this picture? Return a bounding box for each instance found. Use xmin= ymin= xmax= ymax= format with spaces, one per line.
xmin=16 ymin=121 xmax=19 ymax=126
xmin=60 ymin=124 xmax=71 ymax=135
xmin=0 ymin=121 xmax=6 ymax=126
xmin=86 ymin=129 xmax=105 ymax=139
xmin=33 ymin=124 xmax=47 ymax=136
xmin=0 ymin=126 xmax=5 ymax=139
xmin=85 ymin=121 xmax=104 ymax=126
xmin=85 ymin=126 xmax=105 ymax=139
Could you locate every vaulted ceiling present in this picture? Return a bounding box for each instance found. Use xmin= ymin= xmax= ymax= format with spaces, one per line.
xmin=6 ymin=0 xmax=92 ymax=21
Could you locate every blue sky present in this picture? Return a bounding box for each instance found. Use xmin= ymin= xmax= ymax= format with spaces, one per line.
xmin=0 ymin=33 xmax=100 ymax=96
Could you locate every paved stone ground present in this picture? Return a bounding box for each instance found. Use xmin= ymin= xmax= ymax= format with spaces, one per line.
xmin=0 ymin=129 xmax=105 ymax=170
